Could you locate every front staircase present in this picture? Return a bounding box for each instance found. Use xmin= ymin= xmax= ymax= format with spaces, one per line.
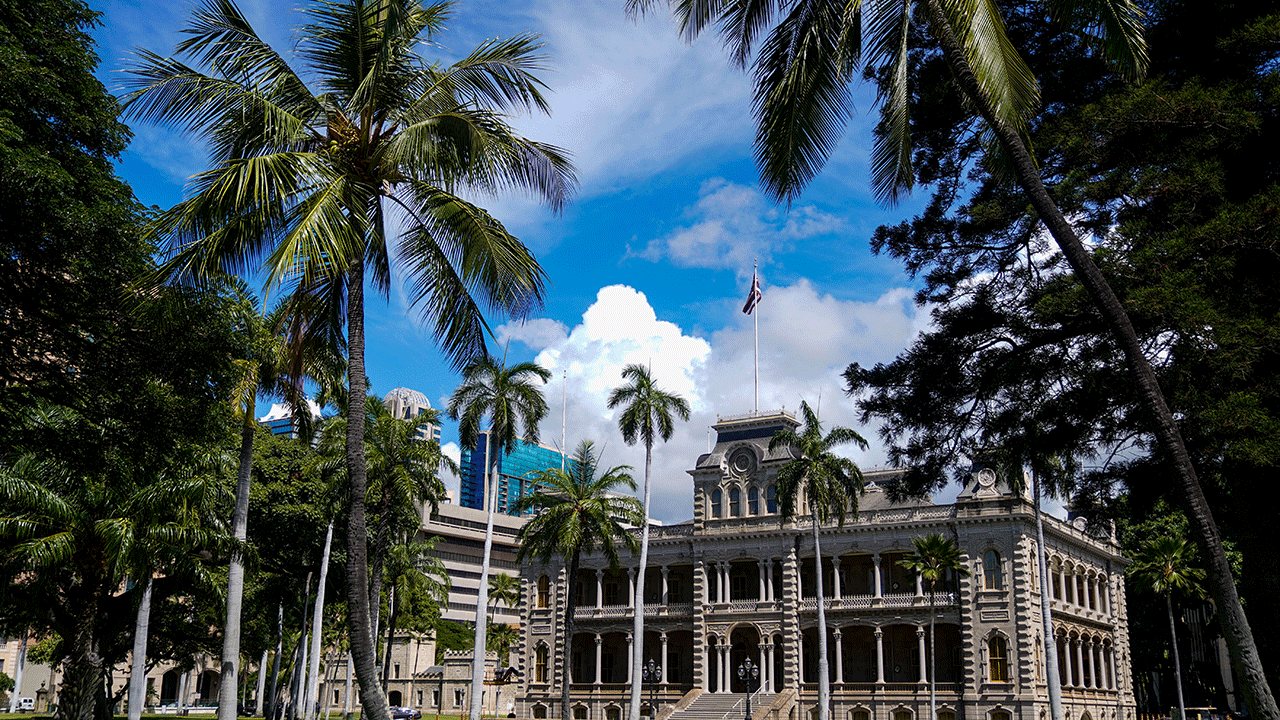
xmin=664 ymin=692 xmax=775 ymax=720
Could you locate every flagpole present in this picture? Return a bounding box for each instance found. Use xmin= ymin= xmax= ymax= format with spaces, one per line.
xmin=753 ymin=259 xmax=759 ymax=414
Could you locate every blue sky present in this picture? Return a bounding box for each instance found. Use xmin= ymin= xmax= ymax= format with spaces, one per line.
xmin=90 ymin=0 xmax=937 ymax=522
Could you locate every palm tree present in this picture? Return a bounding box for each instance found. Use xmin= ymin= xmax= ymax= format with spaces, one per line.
xmin=0 ymin=406 xmax=235 ymax=720
xmin=606 ymin=364 xmax=691 ymax=720
xmin=122 ymin=2 xmax=575 ymax=716
xmin=488 ymin=572 xmax=521 ymax=623
xmin=514 ymin=440 xmax=643 ymax=720
xmin=1129 ymin=536 xmax=1206 ymax=720
xmin=767 ymin=401 xmax=866 ymax=720
xmin=221 ymin=280 xmax=344 ymax=720
xmin=448 ymin=356 xmax=551 ymax=720
xmin=380 ymin=538 xmax=450 ymax=693
xmin=899 ymin=534 xmax=968 ymax=720
xmin=626 ymin=1 xmax=1274 ymax=714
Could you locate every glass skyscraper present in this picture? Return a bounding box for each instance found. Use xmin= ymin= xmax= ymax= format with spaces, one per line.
xmin=459 ymin=432 xmax=574 ymax=515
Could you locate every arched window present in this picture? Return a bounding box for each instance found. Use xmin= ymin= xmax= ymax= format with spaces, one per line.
xmin=991 ymin=712 xmax=1011 ymax=720
xmin=989 ymin=636 xmax=1010 ymax=682
xmin=851 ymin=711 xmax=870 ymax=720
xmin=535 ymin=645 xmax=549 ymax=682
xmin=983 ymin=550 xmax=1003 ymax=590
xmin=894 ymin=710 xmax=913 ymax=720
xmin=534 ymin=706 xmax=548 ymax=719
xmin=729 ymin=488 xmax=741 ymax=516
xmin=748 ymin=486 xmax=759 ymax=515
xmin=939 ymin=712 xmax=956 ymax=720
xmin=537 ymin=575 xmax=550 ymax=608
xmin=711 ymin=489 xmax=723 ymax=518
xmin=766 ymin=484 xmax=777 ymax=513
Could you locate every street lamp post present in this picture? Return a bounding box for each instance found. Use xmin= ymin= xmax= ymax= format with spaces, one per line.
xmin=737 ymin=658 xmax=759 ymax=720
xmin=642 ymin=660 xmax=663 ymax=719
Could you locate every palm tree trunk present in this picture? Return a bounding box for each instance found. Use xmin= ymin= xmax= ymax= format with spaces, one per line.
xmin=220 ymin=418 xmax=257 ymax=720
xmin=918 ymin=2 xmax=1277 ymax=715
xmin=306 ymin=520 xmax=335 ymax=720
xmin=927 ymin=586 xmax=935 ymax=720
xmin=59 ymin=580 xmax=104 ymax=720
xmin=297 ymin=572 xmax=313 ymax=720
xmin=257 ymin=649 xmax=269 ymax=718
xmin=381 ymin=585 xmax=400 ymax=694
xmin=128 ymin=577 xmax=154 ymax=720
xmin=345 ymin=255 xmax=392 ymax=720
xmin=269 ymin=604 xmax=284 ymax=720
xmin=9 ymin=632 xmax=26 ymax=714
xmin=628 ymin=443 xmax=654 ymax=720
xmin=1167 ymin=595 xmax=1188 ymax=720
xmin=1032 ymin=472 xmax=1063 ymax=720
xmin=469 ymin=444 xmax=499 ymax=720
xmin=811 ymin=516 xmax=830 ymax=720
xmin=562 ymin=550 xmax=582 ymax=720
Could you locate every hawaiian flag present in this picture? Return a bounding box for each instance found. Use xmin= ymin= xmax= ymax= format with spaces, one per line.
xmin=742 ymin=269 xmax=762 ymax=314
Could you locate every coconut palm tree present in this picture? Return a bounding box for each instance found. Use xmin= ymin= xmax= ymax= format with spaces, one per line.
xmin=447 ymin=356 xmax=551 ymax=720
xmin=488 ymin=572 xmax=521 ymax=623
xmin=767 ymin=401 xmax=866 ymax=720
xmin=1129 ymin=536 xmax=1206 ymax=720
xmin=899 ymin=534 xmax=968 ymax=720
xmin=605 ymin=364 xmax=691 ymax=720
xmin=514 ymin=440 xmax=643 ymax=720
xmin=380 ymin=538 xmax=450 ymax=693
xmin=122 ymin=2 xmax=574 ymax=716
xmin=626 ymin=1 xmax=1273 ymax=714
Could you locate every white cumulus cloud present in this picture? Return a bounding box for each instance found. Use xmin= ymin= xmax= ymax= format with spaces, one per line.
xmin=498 ymin=281 xmax=926 ymax=523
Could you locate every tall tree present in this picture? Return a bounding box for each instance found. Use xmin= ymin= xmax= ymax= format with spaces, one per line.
xmin=767 ymin=401 xmax=866 ymax=720
xmin=629 ymin=0 xmax=1275 ymax=713
xmin=448 ymin=357 xmax=551 ymax=720
xmin=899 ymin=534 xmax=968 ymax=720
xmin=488 ymin=573 xmax=521 ymax=624
xmin=606 ymin=364 xmax=690 ymax=720
xmin=122 ymin=2 xmax=575 ymax=717
xmin=221 ymin=282 xmax=344 ymax=720
xmin=1129 ymin=536 xmax=1206 ymax=720
xmin=514 ymin=440 xmax=643 ymax=720
xmin=379 ymin=538 xmax=449 ymax=694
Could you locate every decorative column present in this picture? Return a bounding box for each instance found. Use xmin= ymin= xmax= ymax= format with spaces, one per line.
xmin=916 ymin=569 xmax=924 ymax=597
xmin=833 ymin=629 xmax=844 ymax=684
xmin=831 ymin=556 xmax=842 ymax=600
xmin=916 ymin=626 xmax=928 ymax=682
xmin=764 ymin=640 xmax=774 ymax=692
xmin=1062 ymin=637 xmax=1074 ymax=687
xmin=764 ymin=560 xmax=774 ymax=601
xmin=596 ymin=569 xmax=604 ymax=609
xmin=628 ymin=567 xmax=636 ymax=608
xmin=720 ymin=643 xmax=729 ymax=693
xmin=661 ymin=566 xmax=670 ymax=606
xmin=872 ymin=553 xmax=883 ymax=598
xmin=660 ymin=633 xmax=669 ymax=685
xmin=723 ymin=563 xmax=731 ymax=603
xmin=626 ymin=633 xmax=634 ymax=683
xmin=595 ymin=635 xmax=603 ymax=685
xmin=758 ymin=560 xmax=767 ymax=601
xmin=874 ymin=628 xmax=885 ymax=684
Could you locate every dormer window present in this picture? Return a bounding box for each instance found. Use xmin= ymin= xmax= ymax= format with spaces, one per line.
xmin=711 ymin=489 xmax=722 ymax=518
xmin=729 ymin=488 xmax=741 ymax=516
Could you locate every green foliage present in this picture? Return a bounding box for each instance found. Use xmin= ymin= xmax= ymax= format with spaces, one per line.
xmin=0 ymin=671 xmax=13 ymax=694
xmin=899 ymin=534 xmax=968 ymax=593
xmin=767 ymin=401 xmax=868 ymax=525
xmin=433 ymin=620 xmax=473 ymax=662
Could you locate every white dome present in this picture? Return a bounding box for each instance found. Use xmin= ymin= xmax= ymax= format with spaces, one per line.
xmin=383 ymin=387 xmax=431 ymax=409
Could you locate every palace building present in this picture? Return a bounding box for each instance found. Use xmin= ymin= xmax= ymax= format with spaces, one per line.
xmin=514 ymin=410 xmax=1135 ymax=720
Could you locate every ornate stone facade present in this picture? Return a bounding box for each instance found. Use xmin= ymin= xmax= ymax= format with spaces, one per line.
xmin=515 ymin=411 xmax=1134 ymax=720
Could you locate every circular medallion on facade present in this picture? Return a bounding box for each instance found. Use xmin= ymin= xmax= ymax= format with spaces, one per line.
xmin=976 ymin=468 xmax=997 ymax=489
xmin=729 ymin=447 xmax=757 ymax=477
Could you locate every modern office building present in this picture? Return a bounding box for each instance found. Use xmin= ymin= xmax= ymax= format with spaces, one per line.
xmin=514 ymin=410 xmax=1138 ymax=720
xmin=383 ymin=386 xmax=442 ymax=443
xmin=459 ymin=432 xmax=573 ymax=516
xmin=257 ymin=398 xmax=322 ymax=438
